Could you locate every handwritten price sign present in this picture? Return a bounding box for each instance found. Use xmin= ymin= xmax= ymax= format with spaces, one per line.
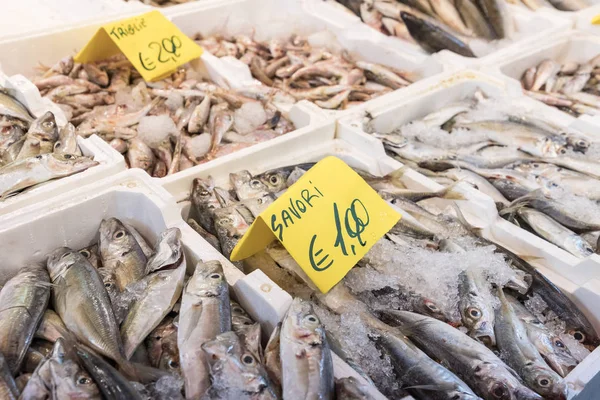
xmin=231 ymin=157 xmax=401 ymax=293
xmin=75 ymin=11 xmax=202 ymax=82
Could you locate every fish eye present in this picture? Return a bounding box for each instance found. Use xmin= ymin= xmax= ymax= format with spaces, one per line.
xmin=303 ymin=314 xmax=319 ymax=327
xmin=532 ymin=163 xmax=539 ymax=168
xmin=113 ymin=230 xmax=125 ymax=239
xmin=242 ymin=354 xmax=256 ymax=365
xmin=105 ymin=282 xmax=112 ymax=288
xmin=63 ymin=154 xmax=73 ymax=159
xmin=79 ymin=250 xmax=90 ymax=258
xmin=42 ymin=121 xmax=54 ymax=129
xmin=210 ymin=273 xmax=222 ymax=280
xmin=537 ymin=377 xmax=551 ymax=387
xmin=54 ymin=142 xmax=61 ymax=148
xmin=168 ymin=360 xmax=179 ymax=369
xmin=244 ymin=321 xmax=253 ymax=326
xmin=467 ymin=307 xmax=482 ymax=319
xmin=269 ymin=175 xmax=280 ymax=185
xmin=559 ymin=148 xmax=567 ymax=154
xmin=60 ymin=252 xmax=71 ymax=260
xmin=77 ymin=376 xmax=91 ymax=385
xmin=491 ymin=383 xmax=509 ymax=399
xmin=35 ymin=155 xmax=43 ymax=160
xmin=200 ymin=189 xmax=210 ymax=196
xmin=233 ymin=306 xmax=243 ymax=313
xmin=154 ymin=335 xmax=162 ymax=340
xmin=553 ymin=338 xmax=565 ymax=348
xmin=250 ymin=179 xmax=262 ymax=188
xmin=425 ymin=302 xmax=439 ymax=312
xmin=218 ymin=218 xmax=232 ymax=226
xmin=571 ymin=331 xmax=585 ymax=342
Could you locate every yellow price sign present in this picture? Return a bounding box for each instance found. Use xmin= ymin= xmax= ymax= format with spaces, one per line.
xmin=231 ymin=156 xmax=401 ymax=293
xmin=75 ymin=10 xmax=202 ymax=82
xmin=592 ymin=14 xmax=600 ymax=24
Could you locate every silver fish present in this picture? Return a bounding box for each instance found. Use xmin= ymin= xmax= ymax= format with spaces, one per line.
xmin=35 ymin=309 xmax=74 ymax=343
xmin=17 ymin=111 xmax=58 ymax=160
xmin=178 ymin=260 xmax=231 ymax=399
xmin=0 ymin=353 xmax=18 ymax=400
xmin=458 ymin=267 xmax=496 ymax=346
xmin=0 ymin=264 xmax=50 ymax=374
xmin=54 ymin=122 xmax=82 ymax=155
xmin=145 ymin=315 xmax=180 ymax=374
xmin=231 ymin=300 xmax=262 ymax=361
xmin=0 ymin=91 xmax=33 ymax=123
xmin=280 ymin=297 xmax=334 ymax=400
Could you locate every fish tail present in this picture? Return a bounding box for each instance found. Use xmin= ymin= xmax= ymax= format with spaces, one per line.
xmin=440 ymin=181 xmax=467 ymax=201
xmin=389 ymin=166 xmax=410 ymax=187
xmin=451 ymin=203 xmax=483 ymax=236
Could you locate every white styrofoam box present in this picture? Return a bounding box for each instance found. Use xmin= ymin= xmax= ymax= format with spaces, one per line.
xmin=481 ymin=30 xmax=600 ymax=125
xmin=0 ymin=167 xmax=386 ymax=399
xmin=575 ymin=3 xmax=600 ymax=33
xmin=0 ymin=0 xmax=149 ymax=42
xmin=163 ymin=0 xmax=445 ymax=115
xmin=337 ymin=70 xmax=600 ymax=346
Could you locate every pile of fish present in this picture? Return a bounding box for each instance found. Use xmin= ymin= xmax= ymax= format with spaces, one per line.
xmin=0 ymin=90 xmax=98 ymax=199
xmin=521 ymin=55 xmax=600 ymax=116
xmin=366 ymin=91 xmax=600 ymax=258
xmin=32 ymin=55 xmax=295 ymax=177
xmin=0 ymin=217 xmax=354 ymax=399
xmin=196 ymin=33 xmax=413 ymax=110
xmin=187 ymin=162 xmax=598 ymax=399
xmin=126 ymin=0 xmax=196 ymax=6
xmin=334 ymin=0 xmax=515 ymax=57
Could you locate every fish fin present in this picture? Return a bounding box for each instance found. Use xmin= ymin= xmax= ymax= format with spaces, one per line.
xmin=518 ymin=254 xmax=545 ymax=264
xmin=440 ymin=181 xmax=468 ymax=201
xmin=451 ymin=203 xmax=483 ymax=236
xmin=388 ymin=166 xmax=410 ymax=187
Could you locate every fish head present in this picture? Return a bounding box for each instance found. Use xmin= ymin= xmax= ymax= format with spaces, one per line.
xmin=97 ymin=268 xmax=119 ymax=297
xmin=192 ymin=177 xmax=217 ymax=207
xmin=54 ymin=123 xmax=76 ymax=152
xmin=413 ymin=297 xmax=460 ymax=326
xmin=28 ymin=111 xmax=58 ymax=142
xmin=78 ymin=244 xmax=101 ymax=269
xmin=544 ymin=335 xmax=577 ymax=377
xmin=229 ymin=170 xmax=269 ymax=199
xmin=284 ymin=298 xmax=323 ymax=345
xmin=565 ymin=135 xmax=590 ymax=154
xmin=190 ymin=260 xmax=228 ymax=298
xmin=256 ymin=169 xmax=291 ymax=193
xmin=564 ymin=236 xmax=594 ymax=258
xmin=522 ymin=364 xmax=567 ymax=400
xmin=47 ymin=247 xmax=79 ymax=282
xmin=476 ymin=362 xmax=542 ymax=400
xmin=99 ymin=218 xmax=138 ymax=259
xmin=202 ymin=331 xmax=268 ymax=394
xmin=214 ymin=207 xmax=250 ymax=238
xmin=46 ymin=153 xmax=99 ymax=174
xmin=49 ymin=340 xmax=100 ymax=399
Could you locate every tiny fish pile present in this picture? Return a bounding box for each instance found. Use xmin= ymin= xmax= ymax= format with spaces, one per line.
xmin=187 ymin=162 xmax=598 ymax=399
xmin=368 ymin=91 xmax=600 ymax=258
xmin=32 ymin=55 xmax=295 ymax=177
xmin=0 ymin=219 xmax=341 ymax=399
xmin=196 ymin=33 xmax=413 ymax=110
xmin=334 ymin=0 xmax=515 ymax=57
xmin=0 ymin=90 xmax=98 ymax=199
xmin=521 ymin=55 xmax=600 ymax=117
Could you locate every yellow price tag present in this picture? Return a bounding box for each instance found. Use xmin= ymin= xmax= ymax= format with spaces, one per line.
xmin=592 ymin=14 xmax=600 ymax=24
xmin=230 ymin=156 xmax=401 ymax=293
xmin=74 ymin=10 xmax=202 ymax=82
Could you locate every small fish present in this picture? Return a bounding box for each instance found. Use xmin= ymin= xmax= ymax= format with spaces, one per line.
xmin=191 ymin=177 xmax=221 ymax=235
xmin=17 ymin=111 xmax=59 ymax=159
xmin=264 ymin=323 xmax=282 ymax=395
xmin=178 ymin=261 xmax=231 ymax=399
xmin=280 ymin=298 xmax=334 ymax=400
xmin=0 ymin=91 xmax=34 ymax=123
xmin=145 ymin=316 xmax=180 ymax=374
xmin=54 ymin=123 xmax=81 ymax=155
xmin=231 ymin=300 xmax=262 ymax=361
xmin=458 ymin=268 xmax=496 ymax=346
xmin=0 ymin=264 xmax=50 ymax=374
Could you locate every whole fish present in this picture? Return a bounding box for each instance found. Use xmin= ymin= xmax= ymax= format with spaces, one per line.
xmin=127 ymin=138 xmax=155 ymax=174
xmin=213 ymin=204 xmax=253 ymax=266
xmin=458 ymin=268 xmax=496 ymax=346
xmin=76 ymin=343 xmax=143 ymax=400
xmin=121 ymin=229 xmax=186 ymax=359
xmin=202 ymin=331 xmax=278 ymax=399
xmin=0 ymin=91 xmax=34 ymax=123
xmin=382 ymin=310 xmax=543 ymax=400
xmin=494 ymin=288 xmax=567 ymax=399
xmin=231 ymin=300 xmax=262 ymax=361
xmin=99 ymin=218 xmax=147 ymax=291
xmin=0 ymin=354 xmax=18 ymax=400
xmin=230 ymin=170 xmax=270 ymax=199
xmin=254 ymin=163 xmax=315 ymax=194
xmin=507 ymin=296 xmax=578 ymax=377
xmin=400 ymin=12 xmax=476 ymax=58
xmin=178 ymin=260 xmax=231 ymax=399
xmin=47 ymin=247 xmax=125 ymax=363
xmin=0 ymin=152 xmax=98 ymax=199
xmin=0 ymin=264 xmax=50 ymax=374
xmin=517 ymin=207 xmax=593 ymax=258
xmin=146 ymin=315 xmax=180 ymax=374
xmin=54 ymin=122 xmax=82 ymax=155
xmin=191 ymin=177 xmax=221 ymax=234
xmin=17 ymin=111 xmax=59 ymax=160
xmin=20 ymin=339 xmax=101 ymax=400
xmin=280 ymin=297 xmax=334 ymax=400
xmin=375 ymin=328 xmax=479 ymax=399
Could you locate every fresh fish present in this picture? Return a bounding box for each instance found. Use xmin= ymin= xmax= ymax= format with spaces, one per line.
xmin=17 ymin=111 xmax=58 ymax=159
xmin=121 ymin=233 xmax=185 ymax=359
xmin=254 ymin=163 xmax=315 ymax=193
xmin=145 ymin=227 xmax=184 ymax=274
xmin=264 ymin=323 xmax=282 ymax=395
xmin=458 ymin=268 xmax=496 ymax=346
xmin=375 ymin=328 xmax=479 ymax=399
xmin=507 ymin=296 xmax=578 ymax=377
xmin=0 ymin=91 xmax=34 ymax=123
xmin=0 ymin=354 xmax=18 ymax=400
xmin=127 ymin=138 xmax=155 ymax=174
xmin=400 ymin=12 xmax=476 ymax=58
xmin=213 ymin=204 xmax=252 ymax=265
xmin=477 ymin=0 xmax=514 ymax=39
xmin=202 ymin=331 xmax=278 ymax=399
xmin=0 ymin=152 xmax=98 ymax=199
xmin=494 ymin=288 xmax=567 ymax=399
xmin=516 ymin=207 xmax=593 ymax=258
xmin=382 ymin=310 xmax=543 ymax=400
xmin=456 ymin=0 xmax=496 ymax=40
xmin=99 ymin=217 xmax=147 ymax=291
xmin=35 ymin=309 xmax=74 ymax=343
xmin=231 ymin=300 xmax=262 ymax=361
xmin=145 ymin=315 xmax=180 ymax=374
xmin=191 ymin=177 xmax=221 ymax=234
xmin=78 ymin=243 xmax=102 ymax=269
xmin=54 ymin=122 xmax=82 ymax=155
xmin=76 ymin=343 xmax=143 ymax=400
xmin=230 ymin=170 xmax=271 ymax=200
xmin=335 ymin=377 xmax=376 ymax=400
xmin=178 ymin=260 xmax=231 ymax=399
xmin=0 ymin=264 xmax=50 ymax=374
xmin=187 ymin=218 xmax=221 ymax=252
xmin=280 ymin=298 xmax=334 ymax=400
